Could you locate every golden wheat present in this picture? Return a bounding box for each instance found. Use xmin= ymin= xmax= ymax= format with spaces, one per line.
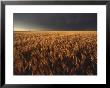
xmin=14 ymin=31 xmax=97 ymax=75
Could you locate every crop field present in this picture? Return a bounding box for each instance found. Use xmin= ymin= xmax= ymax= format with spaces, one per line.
xmin=13 ymin=31 xmax=97 ymax=75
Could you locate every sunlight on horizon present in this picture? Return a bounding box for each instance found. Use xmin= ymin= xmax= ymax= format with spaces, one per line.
xmin=14 ymin=27 xmax=46 ymax=31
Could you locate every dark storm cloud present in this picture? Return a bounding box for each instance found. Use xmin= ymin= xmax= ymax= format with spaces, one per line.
xmin=14 ymin=13 xmax=97 ymax=31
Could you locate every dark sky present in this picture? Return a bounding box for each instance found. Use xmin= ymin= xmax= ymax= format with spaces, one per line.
xmin=14 ymin=13 xmax=97 ymax=31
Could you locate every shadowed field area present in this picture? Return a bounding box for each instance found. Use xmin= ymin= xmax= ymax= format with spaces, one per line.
xmin=14 ymin=31 xmax=97 ymax=75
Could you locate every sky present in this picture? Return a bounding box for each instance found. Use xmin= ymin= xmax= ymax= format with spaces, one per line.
xmin=14 ymin=13 xmax=97 ymax=31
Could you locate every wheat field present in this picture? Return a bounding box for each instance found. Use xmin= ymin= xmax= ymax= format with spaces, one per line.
xmin=13 ymin=31 xmax=97 ymax=75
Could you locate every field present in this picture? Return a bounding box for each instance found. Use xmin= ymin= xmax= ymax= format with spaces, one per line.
xmin=14 ymin=31 xmax=97 ymax=75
